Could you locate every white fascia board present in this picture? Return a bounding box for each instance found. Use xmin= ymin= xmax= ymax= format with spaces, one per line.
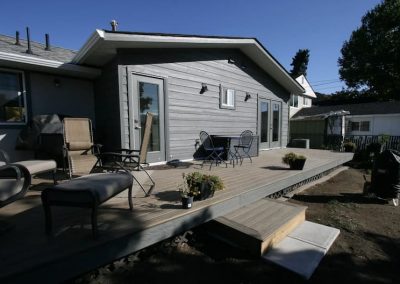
xmin=71 ymin=29 xmax=104 ymax=64
xmin=0 ymin=51 xmax=101 ymax=78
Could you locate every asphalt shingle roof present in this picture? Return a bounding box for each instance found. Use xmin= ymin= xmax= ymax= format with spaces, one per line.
xmin=0 ymin=34 xmax=76 ymax=63
xmin=293 ymin=101 xmax=400 ymax=118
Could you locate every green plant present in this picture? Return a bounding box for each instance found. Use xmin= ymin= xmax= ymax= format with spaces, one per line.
xmin=178 ymin=172 xmax=225 ymax=198
xmin=343 ymin=141 xmax=356 ymax=152
xmin=282 ymin=152 xmax=306 ymax=165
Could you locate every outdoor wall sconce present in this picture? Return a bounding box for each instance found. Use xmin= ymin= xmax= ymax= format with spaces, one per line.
xmin=54 ymin=78 xmax=61 ymax=87
xmin=245 ymin=93 xmax=252 ymax=102
xmin=200 ymin=83 xmax=208 ymax=94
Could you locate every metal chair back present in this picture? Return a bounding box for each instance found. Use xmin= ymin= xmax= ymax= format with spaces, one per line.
xmin=240 ymin=130 xmax=254 ymax=148
xmin=199 ymin=131 xmax=214 ymax=151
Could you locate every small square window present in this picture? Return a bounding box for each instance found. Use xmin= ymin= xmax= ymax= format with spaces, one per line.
xmin=220 ymin=86 xmax=235 ymax=109
xmin=0 ymin=69 xmax=26 ymax=124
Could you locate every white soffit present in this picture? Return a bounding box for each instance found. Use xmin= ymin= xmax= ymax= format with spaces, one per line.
xmin=73 ymin=30 xmax=304 ymax=94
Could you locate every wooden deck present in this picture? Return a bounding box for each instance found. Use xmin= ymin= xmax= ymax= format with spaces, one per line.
xmin=0 ymin=149 xmax=353 ymax=283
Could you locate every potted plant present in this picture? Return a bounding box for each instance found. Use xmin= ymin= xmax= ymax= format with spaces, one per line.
xmin=178 ymin=174 xmax=197 ymax=209
xmin=182 ymin=172 xmax=225 ymax=201
xmin=282 ymin=152 xmax=307 ymax=170
xmin=343 ymin=141 xmax=357 ymax=152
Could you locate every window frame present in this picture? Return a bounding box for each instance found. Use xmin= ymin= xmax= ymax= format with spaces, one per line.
xmin=360 ymin=121 xmax=370 ymax=132
xmin=349 ymin=120 xmax=371 ymax=132
xmin=0 ymin=68 xmax=27 ymax=125
xmin=290 ymin=94 xmax=299 ymax=108
xmin=219 ymin=85 xmax=236 ymax=110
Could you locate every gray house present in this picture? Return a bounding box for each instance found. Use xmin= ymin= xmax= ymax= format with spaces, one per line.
xmin=0 ymin=29 xmax=304 ymax=163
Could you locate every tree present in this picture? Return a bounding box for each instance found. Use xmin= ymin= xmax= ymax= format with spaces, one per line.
xmin=338 ymin=0 xmax=400 ymax=100
xmin=290 ymin=49 xmax=310 ymax=77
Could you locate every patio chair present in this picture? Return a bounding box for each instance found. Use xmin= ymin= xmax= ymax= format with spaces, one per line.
xmin=199 ymin=131 xmax=227 ymax=170
xmin=99 ymin=112 xmax=156 ymax=196
xmin=0 ymin=164 xmax=31 ymax=209
xmin=63 ymin=118 xmax=102 ymax=178
xmin=0 ymin=149 xmax=57 ymax=184
xmin=234 ymin=130 xmax=254 ymax=165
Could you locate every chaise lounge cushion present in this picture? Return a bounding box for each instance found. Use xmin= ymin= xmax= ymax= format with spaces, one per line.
xmin=44 ymin=173 xmax=133 ymax=204
xmin=15 ymin=160 xmax=57 ymax=175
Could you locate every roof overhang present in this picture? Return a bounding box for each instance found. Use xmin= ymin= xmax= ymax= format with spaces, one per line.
xmin=292 ymin=110 xmax=350 ymax=121
xmin=73 ymin=30 xmax=304 ymax=94
xmin=0 ymin=51 xmax=101 ymax=79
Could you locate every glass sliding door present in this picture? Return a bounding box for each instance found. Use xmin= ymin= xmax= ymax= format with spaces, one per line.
xmin=258 ymin=98 xmax=282 ymax=149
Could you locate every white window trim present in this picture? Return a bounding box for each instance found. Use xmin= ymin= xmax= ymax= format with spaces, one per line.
xmin=220 ymin=85 xmax=235 ymax=110
xmin=0 ymin=68 xmax=27 ymax=125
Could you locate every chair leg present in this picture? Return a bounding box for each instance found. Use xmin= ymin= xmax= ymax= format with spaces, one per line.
xmin=128 ymin=184 xmax=133 ymax=211
xmin=52 ymin=169 xmax=57 ymax=185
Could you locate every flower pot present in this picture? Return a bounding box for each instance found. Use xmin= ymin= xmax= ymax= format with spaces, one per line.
xmin=289 ymin=159 xmax=306 ymax=170
xmin=181 ymin=196 xmax=194 ymax=209
xmin=193 ymin=182 xmax=215 ymax=201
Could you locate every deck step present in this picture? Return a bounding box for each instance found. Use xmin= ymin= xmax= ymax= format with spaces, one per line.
xmin=262 ymin=221 xmax=340 ymax=279
xmin=206 ymin=198 xmax=307 ymax=256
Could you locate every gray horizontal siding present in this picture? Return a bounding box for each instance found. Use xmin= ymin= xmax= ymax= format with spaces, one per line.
xmin=118 ymin=49 xmax=290 ymax=160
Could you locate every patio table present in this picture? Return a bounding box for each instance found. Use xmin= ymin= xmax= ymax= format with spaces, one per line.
xmin=212 ymin=135 xmax=241 ymax=167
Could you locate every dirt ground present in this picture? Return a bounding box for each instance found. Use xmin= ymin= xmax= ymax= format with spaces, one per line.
xmin=74 ymin=168 xmax=400 ymax=284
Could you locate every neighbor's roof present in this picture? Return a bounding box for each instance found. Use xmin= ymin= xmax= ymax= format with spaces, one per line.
xmin=295 ymin=75 xmax=316 ymax=98
xmin=0 ymin=34 xmax=100 ymax=78
xmin=293 ymin=101 xmax=400 ymax=118
xmin=72 ymin=30 xmax=305 ymax=94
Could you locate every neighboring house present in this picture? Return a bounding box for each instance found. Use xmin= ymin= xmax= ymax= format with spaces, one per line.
xmin=0 ymin=29 xmax=304 ymax=162
xmin=289 ymin=74 xmax=316 ymax=118
xmin=290 ymin=101 xmax=400 ymax=148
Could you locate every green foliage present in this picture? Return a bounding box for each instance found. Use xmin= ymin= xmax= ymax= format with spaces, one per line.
xmin=178 ymin=172 xmax=224 ymax=197
xmin=338 ymin=0 xmax=400 ymax=100
xmin=290 ymin=49 xmax=310 ymax=77
xmin=343 ymin=141 xmax=357 ymax=152
xmin=282 ymin=152 xmax=306 ymax=165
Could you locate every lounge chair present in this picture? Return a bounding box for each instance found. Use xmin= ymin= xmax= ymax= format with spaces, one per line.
xmin=99 ymin=112 xmax=156 ymax=196
xmin=0 ymin=149 xmax=57 ymax=185
xmin=0 ymin=164 xmax=31 ymax=208
xmin=62 ymin=118 xmax=102 ymax=178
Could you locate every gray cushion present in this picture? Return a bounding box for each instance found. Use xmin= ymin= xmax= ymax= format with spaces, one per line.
xmin=44 ymin=173 xmax=133 ymax=204
xmin=15 ymin=160 xmax=57 ymax=175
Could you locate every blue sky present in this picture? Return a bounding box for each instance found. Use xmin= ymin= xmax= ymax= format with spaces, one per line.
xmin=0 ymin=0 xmax=381 ymax=93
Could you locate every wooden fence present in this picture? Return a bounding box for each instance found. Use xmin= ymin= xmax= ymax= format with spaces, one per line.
xmin=344 ymin=135 xmax=400 ymax=151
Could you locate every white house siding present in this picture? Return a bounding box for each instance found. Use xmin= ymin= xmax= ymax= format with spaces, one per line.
xmin=117 ymin=49 xmax=290 ymax=161
xmin=346 ymin=114 xmax=400 ymax=136
xmin=289 ymin=95 xmax=312 ymax=118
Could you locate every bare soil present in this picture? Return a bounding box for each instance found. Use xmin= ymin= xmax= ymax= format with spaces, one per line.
xmin=74 ymin=168 xmax=400 ymax=284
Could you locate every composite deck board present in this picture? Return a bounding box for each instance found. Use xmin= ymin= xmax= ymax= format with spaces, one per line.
xmin=0 ymin=149 xmax=352 ymax=283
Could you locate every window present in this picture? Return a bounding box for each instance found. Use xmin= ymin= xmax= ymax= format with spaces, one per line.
xmin=350 ymin=121 xmax=360 ymax=131
xmin=349 ymin=121 xmax=370 ymax=132
xmin=220 ymin=86 xmax=235 ymax=109
xmin=290 ymin=95 xmax=298 ymax=107
xmin=303 ymin=97 xmax=310 ymax=106
xmin=360 ymin=121 xmax=370 ymax=131
xmin=0 ymin=69 xmax=26 ymax=124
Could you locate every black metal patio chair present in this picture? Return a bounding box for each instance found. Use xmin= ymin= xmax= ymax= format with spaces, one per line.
xmin=234 ymin=130 xmax=254 ymax=165
xmin=199 ymin=131 xmax=227 ymax=170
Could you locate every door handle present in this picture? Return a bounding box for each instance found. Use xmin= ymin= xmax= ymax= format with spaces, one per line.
xmin=135 ymin=126 xmax=142 ymax=129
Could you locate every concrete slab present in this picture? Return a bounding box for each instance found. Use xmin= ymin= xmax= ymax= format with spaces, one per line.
xmin=262 ymin=221 xmax=340 ymax=279
xmin=288 ymin=221 xmax=340 ymax=249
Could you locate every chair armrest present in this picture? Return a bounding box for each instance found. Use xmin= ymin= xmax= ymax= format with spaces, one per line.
xmin=0 ymin=149 xmax=11 ymax=164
